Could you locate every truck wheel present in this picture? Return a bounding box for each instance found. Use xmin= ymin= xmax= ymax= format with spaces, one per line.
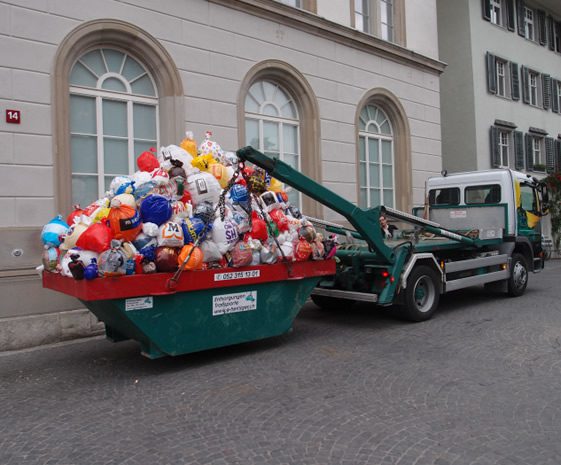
xmin=311 ymin=295 xmax=354 ymax=311
xmin=507 ymin=253 xmax=528 ymax=297
xmin=401 ymin=265 xmax=440 ymax=322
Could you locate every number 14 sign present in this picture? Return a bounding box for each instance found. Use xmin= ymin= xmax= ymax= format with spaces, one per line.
xmin=6 ymin=110 xmax=21 ymax=124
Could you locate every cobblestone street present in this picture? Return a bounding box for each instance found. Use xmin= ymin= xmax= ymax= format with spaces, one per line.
xmin=2 ymin=262 xmax=561 ymax=465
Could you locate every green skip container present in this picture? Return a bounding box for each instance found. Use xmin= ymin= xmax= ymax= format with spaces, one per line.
xmin=43 ymin=260 xmax=335 ymax=358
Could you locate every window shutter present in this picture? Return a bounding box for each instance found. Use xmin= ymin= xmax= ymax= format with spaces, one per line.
xmin=490 ymin=126 xmax=500 ymax=167
xmin=553 ymin=79 xmax=560 ymax=113
xmin=547 ymin=15 xmax=555 ymax=50
xmin=521 ymin=66 xmax=530 ymax=104
xmin=543 ymin=74 xmax=552 ymax=110
xmin=514 ymin=131 xmax=525 ymax=170
xmin=556 ymin=22 xmax=561 ymax=52
xmin=546 ymin=137 xmax=555 ymax=173
xmin=556 ymin=140 xmax=561 ymax=172
xmin=517 ymin=0 xmax=526 ymax=37
xmin=482 ymin=0 xmax=491 ymax=21
xmin=510 ymin=62 xmax=520 ymax=100
xmin=506 ymin=0 xmax=515 ymax=31
xmin=525 ymin=134 xmax=534 ymax=171
xmin=486 ymin=52 xmax=497 ymax=94
xmin=537 ymin=10 xmax=546 ymax=45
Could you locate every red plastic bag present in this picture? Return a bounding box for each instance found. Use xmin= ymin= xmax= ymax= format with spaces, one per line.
xmin=137 ymin=148 xmax=160 ymax=172
xmin=76 ymin=219 xmax=114 ymax=253
xmin=66 ymin=204 xmax=85 ymax=226
xmin=269 ymin=209 xmax=289 ymax=232
xmin=294 ymin=238 xmax=312 ymax=262
xmin=244 ymin=212 xmax=268 ymax=242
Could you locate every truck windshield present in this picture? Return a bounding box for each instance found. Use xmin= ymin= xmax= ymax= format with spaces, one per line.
xmin=520 ymin=183 xmax=538 ymax=213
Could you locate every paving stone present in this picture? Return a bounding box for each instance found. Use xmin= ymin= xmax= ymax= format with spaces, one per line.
xmin=2 ymin=264 xmax=561 ymax=464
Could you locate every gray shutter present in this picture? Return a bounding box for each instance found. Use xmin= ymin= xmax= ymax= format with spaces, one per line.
xmin=490 ymin=126 xmax=500 ymax=167
xmin=521 ymin=66 xmax=530 ymax=104
xmin=557 ymin=22 xmax=561 ymax=52
xmin=525 ymin=134 xmax=534 ymax=171
xmin=556 ymin=140 xmax=561 ymax=172
xmin=486 ymin=52 xmax=497 ymax=94
xmin=547 ymin=15 xmax=555 ymax=50
xmin=511 ymin=62 xmax=520 ymax=100
xmin=543 ymin=74 xmax=552 ymax=110
xmin=546 ymin=137 xmax=555 ymax=172
xmin=506 ymin=0 xmax=515 ymax=31
xmin=482 ymin=0 xmax=491 ymax=21
xmin=517 ymin=0 xmax=526 ymax=37
xmin=514 ymin=131 xmax=525 ymax=170
xmin=538 ymin=10 xmax=546 ymax=45
xmin=553 ymin=79 xmax=560 ymax=113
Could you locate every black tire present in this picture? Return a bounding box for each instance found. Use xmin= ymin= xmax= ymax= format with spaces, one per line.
xmin=401 ymin=265 xmax=440 ymax=322
xmin=507 ymin=253 xmax=528 ymax=297
xmin=311 ymin=294 xmax=355 ymax=311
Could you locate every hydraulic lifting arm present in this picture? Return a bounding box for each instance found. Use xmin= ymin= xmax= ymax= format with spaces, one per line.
xmin=236 ymin=146 xmax=395 ymax=265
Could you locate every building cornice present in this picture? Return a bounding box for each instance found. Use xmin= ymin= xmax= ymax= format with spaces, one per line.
xmin=209 ymin=0 xmax=446 ymax=75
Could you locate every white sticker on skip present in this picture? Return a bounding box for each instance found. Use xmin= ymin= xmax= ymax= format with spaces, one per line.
xmin=125 ymin=296 xmax=154 ymax=311
xmin=213 ymin=291 xmax=257 ymax=316
xmin=214 ymin=270 xmax=260 ymax=281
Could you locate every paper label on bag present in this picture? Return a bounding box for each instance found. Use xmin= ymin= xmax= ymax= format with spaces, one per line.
xmin=125 ymin=296 xmax=153 ymax=311
xmin=213 ymin=291 xmax=257 ymax=316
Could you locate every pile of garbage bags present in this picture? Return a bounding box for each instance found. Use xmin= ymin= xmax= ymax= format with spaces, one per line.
xmin=39 ymin=131 xmax=337 ymax=280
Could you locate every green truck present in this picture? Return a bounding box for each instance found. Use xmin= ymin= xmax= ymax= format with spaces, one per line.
xmin=237 ymin=147 xmax=550 ymax=322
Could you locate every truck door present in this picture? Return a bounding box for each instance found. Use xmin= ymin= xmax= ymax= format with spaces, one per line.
xmin=517 ymin=182 xmax=542 ymax=259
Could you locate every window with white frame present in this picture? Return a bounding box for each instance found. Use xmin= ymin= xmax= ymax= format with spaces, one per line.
xmin=532 ymin=137 xmax=544 ymax=169
xmin=556 ymin=80 xmax=561 ymax=110
xmin=69 ymin=48 xmax=158 ymax=207
xmin=380 ymin=0 xmax=393 ymax=41
xmin=496 ymin=60 xmax=507 ymax=97
xmin=498 ymin=129 xmax=510 ymax=167
xmin=358 ymin=105 xmax=394 ymax=208
xmin=354 ymin=0 xmax=396 ymax=42
xmin=245 ymin=80 xmax=301 ymax=208
xmin=354 ymin=0 xmax=371 ymax=33
xmin=529 ymin=70 xmax=539 ymax=106
xmin=524 ymin=7 xmax=535 ymax=40
xmin=490 ymin=0 xmax=503 ymax=26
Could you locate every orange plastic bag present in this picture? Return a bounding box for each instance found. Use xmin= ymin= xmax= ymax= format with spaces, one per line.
xmin=177 ymin=244 xmax=204 ymax=270
xmin=107 ymin=203 xmax=142 ymax=242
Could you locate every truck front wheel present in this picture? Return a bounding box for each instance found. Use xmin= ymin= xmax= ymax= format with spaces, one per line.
xmin=401 ymin=265 xmax=440 ymax=322
xmin=507 ymin=253 xmax=528 ymax=297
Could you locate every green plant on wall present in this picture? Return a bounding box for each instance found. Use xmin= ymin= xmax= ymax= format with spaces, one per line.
xmin=544 ymin=172 xmax=561 ymax=250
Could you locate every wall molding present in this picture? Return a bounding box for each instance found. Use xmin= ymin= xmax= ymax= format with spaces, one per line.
xmin=209 ymin=0 xmax=446 ymax=75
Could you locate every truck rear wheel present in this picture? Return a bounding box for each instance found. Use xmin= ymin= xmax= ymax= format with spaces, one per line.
xmin=507 ymin=253 xmax=528 ymax=297
xmin=311 ymin=294 xmax=354 ymax=311
xmin=401 ymin=265 xmax=440 ymax=322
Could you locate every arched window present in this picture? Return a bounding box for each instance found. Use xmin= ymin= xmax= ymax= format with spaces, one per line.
xmin=358 ymin=104 xmax=394 ymax=208
xmin=245 ymin=80 xmax=301 ymax=207
xmin=69 ymin=48 xmax=158 ymax=206
xmin=53 ymin=20 xmax=183 ymax=214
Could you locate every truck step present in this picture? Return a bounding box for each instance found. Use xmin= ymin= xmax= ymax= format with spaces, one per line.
xmin=311 ymin=288 xmax=378 ymax=303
